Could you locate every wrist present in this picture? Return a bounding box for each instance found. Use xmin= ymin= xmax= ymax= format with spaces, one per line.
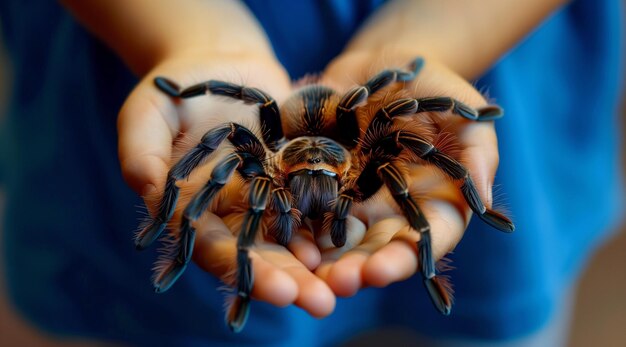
xmin=153 ymin=47 xmax=285 ymax=76
xmin=63 ymin=0 xmax=278 ymax=77
xmin=135 ymin=33 xmax=278 ymax=78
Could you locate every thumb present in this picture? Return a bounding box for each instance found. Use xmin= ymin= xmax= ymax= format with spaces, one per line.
xmin=118 ymin=77 xmax=180 ymax=201
xmin=459 ymin=122 xmax=499 ymax=209
xmin=457 ymin=120 xmax=514 ymax=232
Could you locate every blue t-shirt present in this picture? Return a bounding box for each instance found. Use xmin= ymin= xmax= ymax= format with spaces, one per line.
xmin=0 ymin=0 xmax=623 ymax=345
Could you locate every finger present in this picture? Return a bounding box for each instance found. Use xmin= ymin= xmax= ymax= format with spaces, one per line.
xmin=192 ymin=214 xmax=299 ymax=308
xmin=247 ymin=254 xmax=300 ymax=308
xmin=430 ymin=66 xmax=499 ymax=208
xmin=321 ymin=216 xmax=407 ymax=296
xmin=408 ymin=59 xmax=500 ymax=208
xmin=282 ymin=265 xmax=336 ymax=318
xmin=118 ymin=78 xmax=181 ymax=200
xmin=458 ymin=123 xmax=499 ymax=207
xmin=363 ymin=240 xmax=417 ymax=288
xmin=363 ymin=200 xmax=465 ymax=288
xmin=316 ymin=215 xmax=367 ymax=258
xmin=195 ymin=214 xmax=334 ymax=316
xmin=216 ymin=184 xmax=322 ymax=271
xmin=322 ymin=252 xmax=368 ymax=297
xmin=287 ymin=226 xmax=321 ymax=271
xmin=314 ymin=215 xmax=367 ymax=286
xmin=259 ymin=246 xmax=336 ymax=318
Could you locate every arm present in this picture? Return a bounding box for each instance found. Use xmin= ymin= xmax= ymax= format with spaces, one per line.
xmin=345 ymin=0 xmax=568 ymax=79
xmin=60 ymin=0 xmax=275 ymax=75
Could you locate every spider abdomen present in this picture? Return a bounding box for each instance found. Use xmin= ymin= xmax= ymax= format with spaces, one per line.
xmin=281 ymin=85 xmax=340 ymax=137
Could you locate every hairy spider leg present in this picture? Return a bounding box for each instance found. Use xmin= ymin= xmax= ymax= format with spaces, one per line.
xmin=335 ymin=57 xmax=425 ymax=148
xmin=135 ymin=176 xmax=181 ymax=250
xmin=363 ymin=98 xmax=504 ymax=145
xmin=330 ymin=100 xmax=513 ymax=314
xmin=384 ymin=130 xmax=514 ymax=232
xmin=410 ymin=97 xmax=504 ymax=121
xmin=377 ymin=161 xmax=453 ymax=315
xmin=152 ymin=153 xmax=243 ymax=293
xmin=228 ymin=175 xmax=272 ymax=333
xmin=139 ymin=122 xmax=271 ymax=332
xmin=135 ymin=123 xmax=266 ymax=250
xmin=363 ymin=98 xmax=514 ymax=232
xmin=325 ymin=190 xmax=354 ymax=248
xmin=268 ymin=188 xmax=300 ymax=246
xmin=154 ymin=77 xmax=285 ymax=150
xmin=325 ymin=157 xmax=452 ymax=315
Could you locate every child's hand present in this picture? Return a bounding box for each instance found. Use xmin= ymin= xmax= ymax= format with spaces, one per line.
xmin=118 ymin=51 xmax=335 ymax=319
xmin=315 ymin=52 xmax=506 ymax=300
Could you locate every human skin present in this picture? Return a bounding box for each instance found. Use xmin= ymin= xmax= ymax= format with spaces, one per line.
xmin=61 ymin=0 xmax=567 ymax=318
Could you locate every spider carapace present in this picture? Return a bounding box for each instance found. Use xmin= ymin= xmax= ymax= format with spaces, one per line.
xmin=134 ymin=57 xmax=514 ymax=332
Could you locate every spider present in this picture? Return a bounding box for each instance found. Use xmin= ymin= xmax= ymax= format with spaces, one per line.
xmin=134 ymin=57 xmax=515 ymax=332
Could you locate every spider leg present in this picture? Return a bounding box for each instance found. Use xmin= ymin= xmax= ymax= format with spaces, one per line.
xmin=326 ymin=190 xmax=355 ymax=248
xmin=228 ymin=175 xmax=272 ymax=333
xmin=149 ymin=127 xmax=271 ymax=332
xmin=378 ymin=130 xmax=514 ymax=232
xmin=336 ymin=57 xmax=425 ymax=148
xmin=152 ymin=153 xmax=243 ymax=293
xmin=135 ymin=123 xmax=266 ymax=250
xmin=154 ymin=77 xmax=284 ymax=150
xmin=326 ymin=158 xmax=452 ymax=314
xmin=361 ymin=96 xmax=513 ymax=232
xmin=377 ymin=161 xmax=452 ymax=315
xmin=364 ymin=98 xmax=503 ymax=142
xmin=268 ymin=188 xmax=300 ymax=246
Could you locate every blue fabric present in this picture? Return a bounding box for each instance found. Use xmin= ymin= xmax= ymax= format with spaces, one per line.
xmin=0 ymin=0 xmax=622 ymax=345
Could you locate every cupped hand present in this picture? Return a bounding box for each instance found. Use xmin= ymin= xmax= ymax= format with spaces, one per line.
xmin=117 ymin=51 xmax=334 ymax=318
xmin=315 ymin=51 xmax=506 ymax=298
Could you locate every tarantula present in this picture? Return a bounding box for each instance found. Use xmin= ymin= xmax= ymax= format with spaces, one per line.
xmin=134 ymin=57 xmax=514 ymax=332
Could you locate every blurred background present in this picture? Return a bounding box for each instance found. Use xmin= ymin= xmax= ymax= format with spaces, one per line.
xmin=0 ymin=10 xmax=625 ymax=347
